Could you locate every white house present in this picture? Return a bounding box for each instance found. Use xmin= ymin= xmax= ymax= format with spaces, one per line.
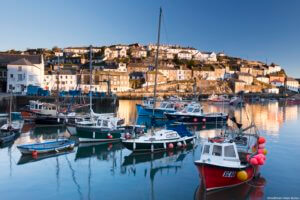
xmin=256 ymin=76 xmax=270 ymax=84
xmin=43 ymin=69 xmax=77 ymax=91
xmin=193 ymin=52 xmax=217 ymax=62
xmin=7 ymin=55 xmax=44 ymax=94
xmin=264 ymin=87 xmax=279 ymax=94
xmin=267 ymin=64 xmax=281 ymax=74
xmin=104 ymin=47 xmax=127 ymax=59
xmin=177 ymin=51 xmax=192 ymax=60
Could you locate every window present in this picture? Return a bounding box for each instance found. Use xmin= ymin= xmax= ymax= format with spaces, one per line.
xmin=10 ymin=74 xmax=13 ymax=78
xmin=224 ymin=145 xmax=236 ymax=157
xmin=65 ymin=76 xmax=68 ymax=79
xmin=203 ymin=145 xmax=210 ymax=154
xmin=212 ymin=145 xmax=222 ymax=156
xmin=18 ymin=74 xmax=23 ymax=81
xmin=18 ymin=66 xmax=22 ymax=71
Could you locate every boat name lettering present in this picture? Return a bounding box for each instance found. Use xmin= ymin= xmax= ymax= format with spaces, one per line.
xmin=223 ymin=171 xmax=236 ymax=178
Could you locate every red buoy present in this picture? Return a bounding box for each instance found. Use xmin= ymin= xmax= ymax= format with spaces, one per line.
xmin=193 ymin=118 xmax=198 ymax=122
xmin=168 ymin=143 xmax=174 ymax=149
xmin=202 ymin=118 xmax=206 ymax=122
xmin=258 ymin=137 xmax=266 ymax=144
xmin=250 ymin=157 xmax=258 ymax=165
xmin=107 ymin=134 xmax=113 ymax=139
xmin=32 ymin=150 xmax=38 ymax=158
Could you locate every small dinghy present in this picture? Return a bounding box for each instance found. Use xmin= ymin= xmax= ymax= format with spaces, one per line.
xmin=17 ymin=139 xmax=75 ymax=154
xmin=0 ymin=131 xmax=16 ymax=144
xmin=122 ymin=124 xmax=196 ymax=152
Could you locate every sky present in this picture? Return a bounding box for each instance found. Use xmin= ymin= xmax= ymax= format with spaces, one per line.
xmin=1 ymin=0 xmax=300 ymax=76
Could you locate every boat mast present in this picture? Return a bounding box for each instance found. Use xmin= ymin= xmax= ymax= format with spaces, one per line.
xmin=89 ymin=45 xmax=93 ymax=112
xmin=152 ymin=7 xmax=162 ymax=117
xmin=9 ymin=91 xmax=12 ymax=126
xmin=56 ymin=55 xmax=60 ymax=114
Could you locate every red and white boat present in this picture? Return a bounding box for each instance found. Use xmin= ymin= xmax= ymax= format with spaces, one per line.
xmin=207 ymin=94 xmax=230 ymax=104
xmin=194 ymin=138 xmax=260 ymax=191
xmin=194 ymin=125 xmax=268 ymax=192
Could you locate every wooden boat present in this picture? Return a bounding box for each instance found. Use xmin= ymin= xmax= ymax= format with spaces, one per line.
xmin=17 ymin=139 xmax=75 ymax=154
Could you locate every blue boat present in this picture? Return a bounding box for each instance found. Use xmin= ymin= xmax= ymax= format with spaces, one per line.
xmin=17 ymin=139 xmax=75 ymax=154
xmin=136 ymin=100 xmax=179 ymax=119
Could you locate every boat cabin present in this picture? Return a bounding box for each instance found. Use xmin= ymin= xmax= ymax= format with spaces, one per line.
xmin=182 ymin=103 xmax=203 ymax=114
xmin=96 ymin=118 xmax=117 ymax=130
xmin=199 ymin=141 xmax=244 ymax=168
xmin=142 ymin=98 xmax=155 ymax=108
xmin=29 ymin=100 xmax=57 ymax=116
xmin=158 ymin=101 xmax=176 ymax=110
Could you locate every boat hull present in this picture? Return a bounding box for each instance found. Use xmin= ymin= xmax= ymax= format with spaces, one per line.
xmin=121 ymin=136 xmax=195 ymax=152
xmin=136 ymin=104 xmax=175 ymax=118
xmin=165 ymin=113 xmax=228 ymax=124
xmin=0 ymin=132 xmax=16 ymax=144
xmin=35 ymin=116 xmax=65 ymax=125
xmin=17 ymin=140 xmax=75 ymax=154
xmin=76 ymin=126 xmax=124 ymax=143
xmin=194 ymin=162 xmax=258 ymax=191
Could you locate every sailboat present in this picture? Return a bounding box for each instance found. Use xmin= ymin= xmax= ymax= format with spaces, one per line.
xmin=0 ymin=92 xmax=23 ymax=144
xmin=122 ymin=8 xmax=196 ymax=152
xmin=75 ymin=45 xmax=125 ymax=142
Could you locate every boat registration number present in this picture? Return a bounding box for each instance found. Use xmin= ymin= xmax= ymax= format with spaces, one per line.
xmin=223 ymin=171 xmax=236 ymax=178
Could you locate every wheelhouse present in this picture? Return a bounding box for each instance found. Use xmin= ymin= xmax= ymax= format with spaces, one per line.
xmin=200 ymin=142 xmax=242 ymax=168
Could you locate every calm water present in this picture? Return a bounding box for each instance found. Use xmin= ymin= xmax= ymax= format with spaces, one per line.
xmin=0 ymin=100 xmax=300 ymax=200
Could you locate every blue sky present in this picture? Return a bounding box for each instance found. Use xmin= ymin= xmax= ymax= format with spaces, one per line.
xmin=1 ymin=0 xmax=300 ymax=76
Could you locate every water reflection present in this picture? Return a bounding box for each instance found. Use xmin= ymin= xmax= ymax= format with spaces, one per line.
xmin=194 ymin=176 xmax=267 ymax=200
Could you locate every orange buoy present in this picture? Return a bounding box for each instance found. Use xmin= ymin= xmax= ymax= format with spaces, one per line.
xmin=263 ymin=148 xmax=268 ymax=155
xmin=237 ymin=170 xmax=248 ymax=181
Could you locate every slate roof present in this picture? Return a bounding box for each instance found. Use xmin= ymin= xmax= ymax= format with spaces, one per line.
xmin=0 ymin=53 xmax=42 ymax=65
xmin=8 ymin=58 xmax=33 ymax=65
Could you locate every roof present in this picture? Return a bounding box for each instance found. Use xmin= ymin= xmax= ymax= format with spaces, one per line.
xmin=0 ymin=53 xmax=42 ymax=65
xmin=8 ymin=58 xmax=33 ymax=65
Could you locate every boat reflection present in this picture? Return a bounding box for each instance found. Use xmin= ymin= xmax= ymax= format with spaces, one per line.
xmin=75 ymin=142 xmax=123 ymax=161
xmin=194 ymin=176 xmax=266 ymax=200
xmin=17 ymin=150 xmax=74 ymax=165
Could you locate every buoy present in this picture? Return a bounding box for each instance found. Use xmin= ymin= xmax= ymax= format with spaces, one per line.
xmin=250 ymin=157 xmax=258 ymax=165
xmin=258 ymin=158 xmax=265 ymax=165
xmin=237 ymin=170 xmax=248 ymax=181
xmin=258 ymin=144 xmax=265 ymax=149
xmin=193 ymin=118 xmax=198 ymax=122
xmin=263 ymin=149 xmax=268 ymax=155
xmin=258 ymin=149 xmax=264 ymax=154
xmin=168 ymin=143 xmax=174 ymax=149
xmin=258 ymin=137 xmax=266 ymax=144
xmin=177 ymin=142 xmax=182 ymax=147
xmin=202 ymin=118 xmax=206 ymax=122
xmin=107 ymin=134 xmax=113 ymax=139
xmin=32 ymin=150 xmax=38 ymax=158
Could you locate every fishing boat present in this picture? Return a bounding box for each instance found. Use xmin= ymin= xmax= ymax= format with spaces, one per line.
xmin=122 ymin=124 xmax=196 ymax=152
xmin=136 ymin=100 xmax=181 ymax=119
xmin=194 ymin=110 xmax=268 ymax=191
xmin=165 ymin=102 xmax=228 ymax=124
xmin=76 ymin=116 xmax=126 ymax=143
xmin=208 ymin=94 xmax=230 ymax=104
xmin=17 ymin=139 xmax=75 ymax=154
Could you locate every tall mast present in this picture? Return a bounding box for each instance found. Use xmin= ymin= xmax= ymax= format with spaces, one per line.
xmin=89 ymin=45 xmax=93 ymax=112
xmin=9 ymin=91 xmax=12 ymax=126
xmin=152 ymin=7 xmax=162 ymax=116
xmin=56 ymin=55 xmax=60 ymax=114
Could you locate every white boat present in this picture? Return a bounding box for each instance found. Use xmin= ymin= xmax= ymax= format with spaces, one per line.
xmin=208 ymin=94 xmax=230 ymax=104
xmin=122 ymin=125 xmax=196 ymax=152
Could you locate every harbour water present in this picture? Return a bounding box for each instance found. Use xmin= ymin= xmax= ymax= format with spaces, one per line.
xmin=0 ymin=100 xmax=300 ymax=199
